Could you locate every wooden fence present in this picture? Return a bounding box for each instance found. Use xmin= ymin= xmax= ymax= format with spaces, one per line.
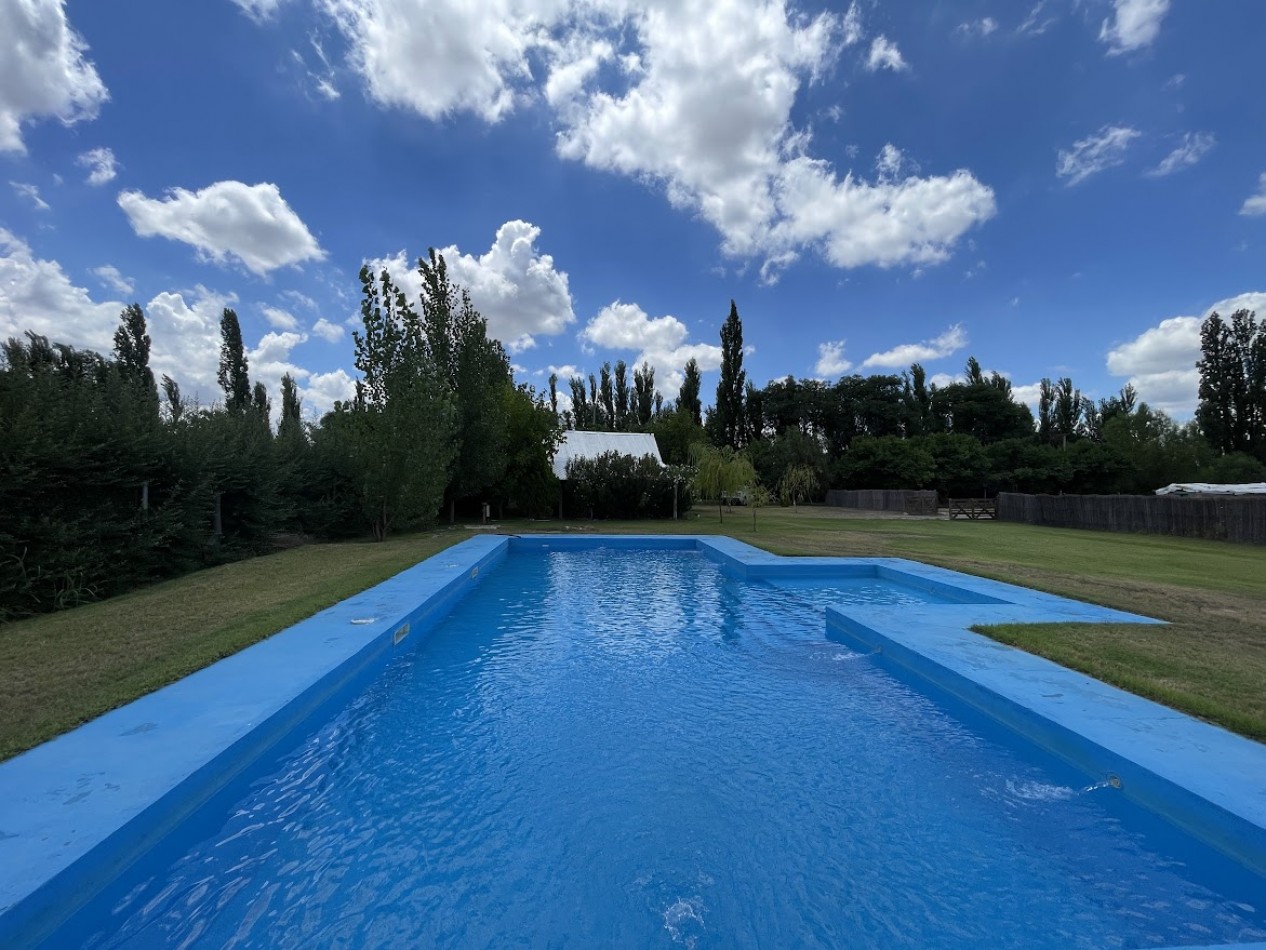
xmin=825 ymin=489 xmax=939 ymax=516
xmin=996 ymin=492 xmax=1266 ymax=544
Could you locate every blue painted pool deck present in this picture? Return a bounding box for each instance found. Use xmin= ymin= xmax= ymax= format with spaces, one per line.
xmin=1 ymin=534 xmax=1264 ymax=950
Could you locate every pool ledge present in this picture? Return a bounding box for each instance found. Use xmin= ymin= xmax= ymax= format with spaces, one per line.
xmin=817 ymin=590 xmax=1266 ymax=886
xmin=0 ymin=534 xmax=510 ymax=949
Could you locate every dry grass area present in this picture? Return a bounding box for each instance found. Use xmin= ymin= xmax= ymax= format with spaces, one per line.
xmin=2 ymin=505 xmax=1264 ymax=760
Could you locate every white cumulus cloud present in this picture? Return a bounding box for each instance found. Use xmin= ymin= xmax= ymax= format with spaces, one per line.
xmin=439 ymin=220 xmax=575 ymax=352
xmin=231 ymin=0 xmax=291 ymax=21
xmin=307 ymin=0 xmax=991 ymax=277
xmin=143 ymin=286 xmax=241 ymax=395
xmin=814 ymin=340 xmax=852 ymax=377
xmin=77 ymin=146 xmax=118 ymax=186
xmin=317 ymin=0 xmax=554 ymax=122
xmin=0 ymin=227 xmax=119 ymax=352
xmin=1240 ymin=173 xmax=1266 ymax=217
xmin=1106 ymin=292 xmax=1266 ymax=414
xmin=92 ymin=264 xmax=134 ymax=296
xmin=1099 ymin=0 xmax=1170 ymax=55
xmin=861 ymin=324 xmax=968 ymax=369
xmin=303 ymin=368 xmax=357 ymax=416
xmin=312 ymin=317 xmax=344 ymax=342
xmin=579 ymin=300 xmax=722 ymax=399
xmin=0 ymin=0 xmax=108 ymax=153
xmin=1056 ymin=125 xmax=1140 ymax=186
xmin=1146 ymin=132 xmax=1215 ymax=178
xmin=261 ymin=305 xmax=300 ymax=330
xmin=865 ymin=36 xmax=908 ymax=72
xmin=367 ymin=220 xmax=575 ymax=354
xmin=118 ymin=180 xmax=325 ymax=276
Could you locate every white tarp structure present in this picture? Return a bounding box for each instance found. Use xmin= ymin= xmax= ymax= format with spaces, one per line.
xmin=552 ymin=431 xmax=663 ymax=479
xmin=1155 ymin=482 xmax=1266 ymax=496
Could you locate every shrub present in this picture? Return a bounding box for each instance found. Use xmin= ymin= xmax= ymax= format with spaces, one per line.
xmin=563 ymin=452 xmax=693 ymax=519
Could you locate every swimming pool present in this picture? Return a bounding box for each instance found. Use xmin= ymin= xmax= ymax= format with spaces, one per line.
xmin=3 ymin=537 xmax=1265 ymax=948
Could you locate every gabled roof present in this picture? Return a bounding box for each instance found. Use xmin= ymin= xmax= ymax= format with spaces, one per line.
xmin=552 ymin=431 xmax=663 ymax=479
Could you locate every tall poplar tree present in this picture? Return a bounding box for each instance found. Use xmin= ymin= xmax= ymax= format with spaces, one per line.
xmin=217 ymin=308 xmax=251 ymax=412
xmin=113 ymin=303 xmax=157 ymax=409
xmin=418 ymin=249 xmax=513 ymax=518
xmin=678 ymin=357 xmax=703 ymax=425
xmin=1197 ymin=309 xmax=1266 ymax=460
xmin=715 ymin=300 xmax=747 ymax=449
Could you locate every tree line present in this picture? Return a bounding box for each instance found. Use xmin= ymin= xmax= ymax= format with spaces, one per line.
xmin=0 ymin=251 xmax=559 ymax=619
xmin=3 ymin=252 xmax=1263 ymax=618
xmin=560 ymin=301 xmax=1266 ymax=505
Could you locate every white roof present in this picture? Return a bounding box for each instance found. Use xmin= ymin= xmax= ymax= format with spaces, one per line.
xmin=552 ymin=431 xmax=663 ymax=479
xmin=1155 ymin=482 xmax=1266 ymax=496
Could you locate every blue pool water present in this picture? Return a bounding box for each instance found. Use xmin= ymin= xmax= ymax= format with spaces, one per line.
xmin=60 ymin=549 xmax=1266 ymax=948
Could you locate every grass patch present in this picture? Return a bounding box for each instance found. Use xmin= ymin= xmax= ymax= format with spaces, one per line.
xmin=2 ymin=506 xmax=1264 ymax=759
xmin=0 ymin=531 xmax=463 ymax=761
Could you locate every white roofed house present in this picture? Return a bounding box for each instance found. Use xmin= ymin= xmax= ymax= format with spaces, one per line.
xmin=552 ymin=431 xmax=667 ymax=518
xmin=551 ymin=431 xmax=664 ymax=480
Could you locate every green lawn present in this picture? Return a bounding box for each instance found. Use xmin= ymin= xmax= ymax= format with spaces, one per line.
xmin=2 ymin=506 xmax=1264 ymax=761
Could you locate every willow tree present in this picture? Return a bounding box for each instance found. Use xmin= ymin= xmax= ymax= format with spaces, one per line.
xmin=691 ymin=443 xmax=757 ymax=522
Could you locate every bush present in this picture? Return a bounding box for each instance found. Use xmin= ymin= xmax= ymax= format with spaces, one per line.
xmin=562 ymin=452 xmax=693 ymax=519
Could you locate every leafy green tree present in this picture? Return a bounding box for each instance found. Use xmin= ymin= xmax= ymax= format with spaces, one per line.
xmin=568 ymin=375 xmax=589 ymax=430
xmin=1052 ymin=377 xmax=1084 ymax=443
xmin=418 ymin=249 xmax=513 ymax=517
xmin=633 ymin=361 xmax=656 ymax=427
xmin=548 ymin=372 xmax=559 ymax=416
xmin=903 ymin=363 xmax=932 ymax=436
xmin=918 ymin=433 xmax=989 ymax=497
xmin=1197 ymin=309 xmax=1266 ymax=461
xmin=691 ymin=443 xmax=757 ymax=521
xmin=113 ymin=303 xmax=158 ymax=410
xmin=649 ymin=408 xmax=706 ymax=466
xmin=836 ymin=435 xmax=935 ymax=489
xmin=338 ymin=265 xmax=456 ymax=540
xmin=493 ymin=384 xmax=562 ymax=517
xmin=986 ymin=439 xmax=1069 ymax=494
xmin=744 ymin=380 xmax=764 ymax=443
xmin=598 ymin=361 xmax=615 ymax=431
xmin=1205 ymin=451 xmax=1266 ymax=483
xmin=714 ymin=300 xmax=746 ymax=449
xmin=678 ymin=357 xmax=703 ymax=425
xmin=0 ymin=334 xmax=205 ymax=616
xmin=746 ymin=426 xmax=825 ymax=494
xmin=161 ymin=374 xmax=183 ymax=422
xmin=613 ymin=359 xmax=630 ymax=430
xmin=588 ymin=373 xmax=600 ymax=429
xmin=929 ymin=368 xmax=1034 ymax=444
xmin=217 ymin=308 xmax=251 ymax=412
xmin=777 ymin=464 xmax=818 ymax=509
xmin=278 ymin=373 xmax=303 ymax=443
xmin=251 ymin=381 xmax=271 ymax=424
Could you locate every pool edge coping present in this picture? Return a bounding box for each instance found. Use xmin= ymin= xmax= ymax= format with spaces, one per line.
xmin=1 ymin=533 xmax=1263 ymax=950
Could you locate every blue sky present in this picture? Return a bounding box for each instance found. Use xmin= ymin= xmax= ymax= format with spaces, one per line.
xmin=2 ymin=0 xmax=1264 ymax=420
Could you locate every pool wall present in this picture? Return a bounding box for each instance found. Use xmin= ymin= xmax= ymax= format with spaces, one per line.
xmin=1 ymin=534 xmax=1264 ymax=950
